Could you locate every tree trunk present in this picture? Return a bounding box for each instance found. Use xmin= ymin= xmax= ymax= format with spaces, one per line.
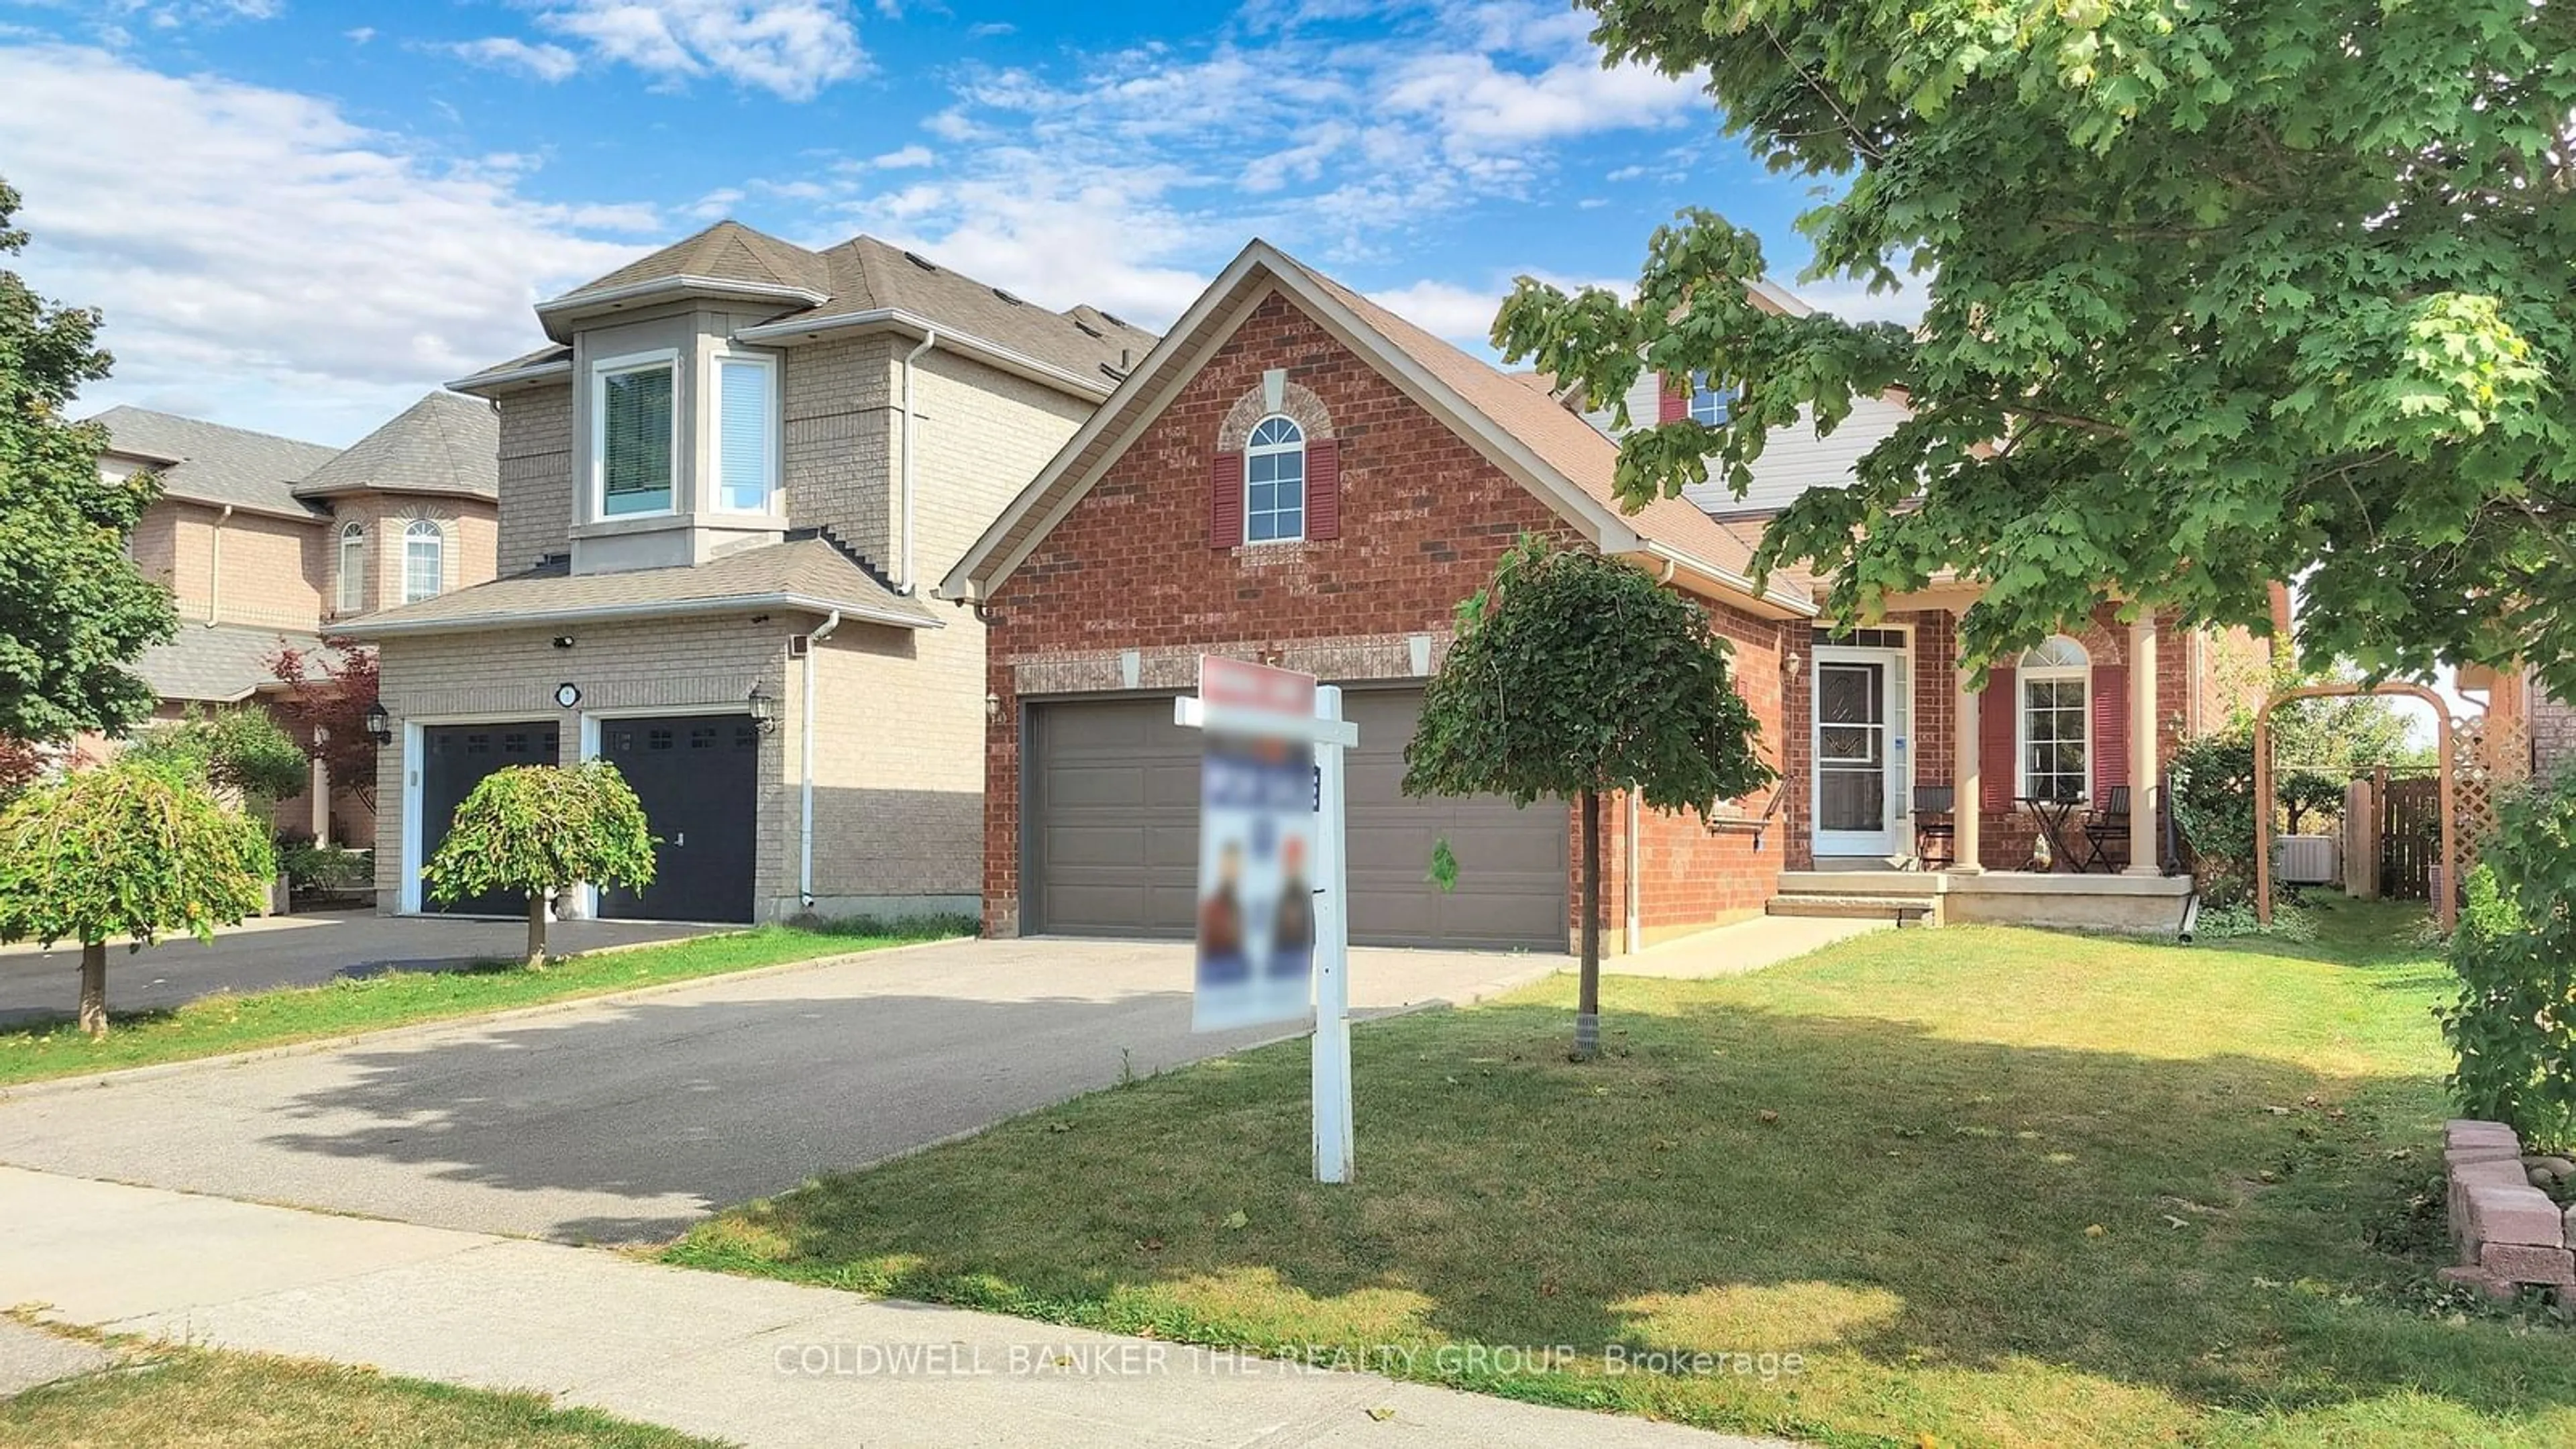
xmin=1575 ymin=788 xmax=1601 ymax=1060
xmin=78 ymin=941 xmax=108 ymax=1038
xmin=525 ymin=891 xmax=549 ymax=971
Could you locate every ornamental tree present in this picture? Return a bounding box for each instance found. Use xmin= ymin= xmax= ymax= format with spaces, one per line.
xmin=126 ymin=704 xmax=313 ymax=810
xmin=421 ymin=761 xmax=656 ymax=969
xmin=0 ymin=176 xmax=175 ymax=741
xmin=0 ymin=759 xmax=273 ymax=1036
xmin=1404 ymin=535 xmax=1772 ymax=1059
xmin=269 ymin=639 xmax=381 ymax=813
xmin=1495 ymin=1 xmax=2576 ymax=688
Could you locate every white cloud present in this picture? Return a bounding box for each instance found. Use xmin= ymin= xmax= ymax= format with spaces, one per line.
xmin=1792 ymin=272 xmax=1929 ymax=327
xmin=345 ymin=26 xmax=376 ymax=44
xmin=449 ymin=36 xmax=582 ymax=83
xmin=0 ymin=44 xmax=651 ymax=442
xmin=869 ymin=144 xmax=935 ymax=168
xmin=966 ymin=20 xmax=1012 ymax=37
xmin=1369 ymin=269 xmax=1625 ymax=353
xmin=1381 ymin=50 xmax=1699 ymax=147
xmin=532 ymin=0 xmax=867 ymax=100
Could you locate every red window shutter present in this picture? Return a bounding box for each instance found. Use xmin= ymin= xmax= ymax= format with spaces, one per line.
xmin=1304 ymin=439 xmax=1340 ymax=540
xmin=2092 ymin=663 xmax=2129 ymax=798
xmin=1657 ymin=374 xmax=1688 ymax=425
xmin=1980 ymin=665 xmax=2018 ymax=812
xmin=1210 ymin=451 xmax=1242 ymax=549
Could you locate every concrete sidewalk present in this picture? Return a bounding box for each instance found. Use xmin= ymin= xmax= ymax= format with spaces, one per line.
xmin=0 ymin=1167 xmax=1788 ymax=1449
xmin=1607 ymin=916 xmax=1886 ymax=979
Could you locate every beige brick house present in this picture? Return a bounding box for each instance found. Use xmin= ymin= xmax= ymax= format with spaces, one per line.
xmin=93 ymin=395 xmax=500 ymax=841
xmin=344 ymin=219 xmax=1155 ymax=924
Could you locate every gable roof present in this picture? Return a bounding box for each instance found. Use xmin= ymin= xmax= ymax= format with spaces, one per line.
xmin=471 ymin=220 xmax=1159 ymax=402
xmin=940 ymin=240 xmax=1815 ymax=618
xmin=292 ymin=391 xmax=498 ymax=502
xmin=334 ymin=535 xmax=940 ymax=639
xmin=90 ymin=407 xmax=339 ymax=519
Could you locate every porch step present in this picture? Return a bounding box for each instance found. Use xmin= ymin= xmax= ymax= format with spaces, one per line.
xmin=1766 ymin=894 xmax=1934 ymax=924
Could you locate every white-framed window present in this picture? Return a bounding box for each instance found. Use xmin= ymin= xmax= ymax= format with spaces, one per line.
xmin=1244 ymin=414 xmax=1305 ymax=543
xmin=2017 ymin=634 xmax=2090 ymax=802
xmin=402 ymin=519 xmax=445 ymax=604
xmin=1688 ymin=370 xmax=1733 ymax=425
xmin=337 ymin=521 xmax=366 ymax=613
xmin=714 ymin=352 xmax=780 ymax=514
xmin=592 ymin=349 xmax=679 ymax=519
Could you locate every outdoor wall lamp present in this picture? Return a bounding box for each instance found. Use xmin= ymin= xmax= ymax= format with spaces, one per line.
xmin=985 ymin=691 xmax=1002 ymax=722
xmin=363 ymin=701 xmax=393 ymax=746
xmin=747 ymin=682 xmax=778 ymax=735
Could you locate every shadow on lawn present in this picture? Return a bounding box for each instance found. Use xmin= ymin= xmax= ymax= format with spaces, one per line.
xmin=684 ymin=994 xmax=2573 ymax=1430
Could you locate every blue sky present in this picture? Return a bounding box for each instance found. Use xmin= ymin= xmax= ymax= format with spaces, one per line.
xmin=0 ymin=0 xmax=1914 ymax=445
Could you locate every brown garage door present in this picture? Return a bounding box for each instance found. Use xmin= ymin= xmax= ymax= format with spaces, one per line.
xmin=1024 ymin=689 xmax=1567 ymax=950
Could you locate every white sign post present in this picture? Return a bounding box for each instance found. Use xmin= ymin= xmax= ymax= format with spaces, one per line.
xmin=1176 ymin=658 xmax=1358 ymax=1184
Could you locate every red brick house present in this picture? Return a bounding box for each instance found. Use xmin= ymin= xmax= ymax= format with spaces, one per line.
xmin=944 ymin=241 xmax=2265 ymax=950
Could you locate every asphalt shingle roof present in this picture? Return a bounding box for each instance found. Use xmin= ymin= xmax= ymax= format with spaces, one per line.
xmin=90 ymin=407 xmax=340 ymax=517
xmin=473 ymin=220 xmax=1158 ymax=395
xmin=131 ymin=624 xmax=330 ymax=703
xmin=337 ymin=536 xmax=941 ymax=637
xmin=293 ymin=392 xmax=499 ymax=502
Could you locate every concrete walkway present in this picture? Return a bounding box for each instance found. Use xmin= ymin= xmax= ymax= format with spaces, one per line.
xmin=0 ymin=1318 xmax=112 ymax=1401
xmin=0 ymin=1167 xmax=1789 ymax=1449
xmin=1607 ymin=916 xmax=1888 ymax=979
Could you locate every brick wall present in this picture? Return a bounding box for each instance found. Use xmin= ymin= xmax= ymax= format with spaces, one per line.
xmin=979 ymin=286 xmax=1783 ymax=945
xmin=495 ymin=382 xmax=573 ymax=572
xmin=138 ymin=502 xmax=322 ymax=629
xmin=2534 ymin=676 xmax=2576 ymax=777
xmin=783 ymin=334 xmax=899 ymax=559
xmin=325 ymin=498 xmax=501 ymax=622
xmin=373 ymin=616 xmax=794 ymax=912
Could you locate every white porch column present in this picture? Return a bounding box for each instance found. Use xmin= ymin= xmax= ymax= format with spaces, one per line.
xmin=309 ymin=754 xmax=330 ymax=839
xmin=1953 ymin=647 xmax=1983 ymax=873
xmin=2127 ymin=616 xmax=2160 ymax=875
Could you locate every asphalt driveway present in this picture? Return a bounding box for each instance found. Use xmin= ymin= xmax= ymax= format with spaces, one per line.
xmin=0 ymin=912 xmax=711 ymax=1028
xmin=0 ymin=937 xmax=1557 ymax=1243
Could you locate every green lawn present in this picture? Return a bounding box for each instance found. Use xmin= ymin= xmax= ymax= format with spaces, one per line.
xmin=669 ymin=899 xmax=2576 ymax=1448
xmin=0 ymin=917 xmax=971 ymax=1089
xmin=0 ymin=1346 xmax=727 ymax=1448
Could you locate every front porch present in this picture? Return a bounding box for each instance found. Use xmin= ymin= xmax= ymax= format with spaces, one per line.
xmin=1768 ymin=867 xmax=2195 ymax=933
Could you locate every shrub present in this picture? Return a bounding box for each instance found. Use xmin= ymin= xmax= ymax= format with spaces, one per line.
xmin=2440 ymin=764 xmax=2576 ymax=1150
xmin=279 ymin=839 xmax=372 ymax=893
xmin=2167 ymin=729 xmax=2259 ymax=904
xmin=127 ymin=705 xmax=310 ymax=805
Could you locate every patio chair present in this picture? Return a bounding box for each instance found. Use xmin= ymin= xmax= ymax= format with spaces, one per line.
xmin=2080 ymin=785 xmax=2131 ymax=873
xmin=1913 ymin=785 xmax=1957 ymax=870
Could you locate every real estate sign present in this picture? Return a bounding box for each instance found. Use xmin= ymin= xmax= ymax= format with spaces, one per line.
xmin=1189 ymin=656 xmax=1318 ymax=1032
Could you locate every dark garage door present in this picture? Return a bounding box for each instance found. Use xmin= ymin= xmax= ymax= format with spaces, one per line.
xmin=1025 ymin=690 xmax=1567 ymax=949
xmin=598 ymin=714 xmax=759 ymax=924
xmin=420 ymin=722 xmax=559 ymax=916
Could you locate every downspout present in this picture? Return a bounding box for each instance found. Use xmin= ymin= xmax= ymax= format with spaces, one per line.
xmin=207 ymin=504 xmax=234 ymax=625
xmin=1625 ymin=790 xmax=1642 ymax=955
xmin=798 ymin=610 xmax=844 ymax=910
xmin=898 ymin=329 xmax=938 ymax=593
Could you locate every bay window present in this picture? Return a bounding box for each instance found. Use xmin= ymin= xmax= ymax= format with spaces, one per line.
xmin=594 ymin=351 xmax=677 ymax=518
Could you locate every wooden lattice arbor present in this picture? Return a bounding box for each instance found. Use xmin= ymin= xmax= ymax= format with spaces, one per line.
xmin=2252 ymin=672 xmax=2532 ymax=932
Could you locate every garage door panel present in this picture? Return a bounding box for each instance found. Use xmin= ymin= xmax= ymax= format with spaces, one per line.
xmin=598 ymin=714 xmax=757 ymax=924
xmin=1028 ymin=690 xmax=1565 ymax=950
xmin=419 ymin=722 xmax=558 ymax=917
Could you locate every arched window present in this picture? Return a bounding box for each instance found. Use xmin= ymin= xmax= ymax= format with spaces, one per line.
xmin=1244 ymin=415 xmax=1305 ymax=543
xmin=337 ymin=522 xmax=366 ymax=614
xmin=2017 ymin=635 xmax=2091 ymax=801
xmin=402 ymin=519 xmax=445 ymax=604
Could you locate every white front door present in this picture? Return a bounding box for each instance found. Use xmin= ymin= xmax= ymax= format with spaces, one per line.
xmin=1813 ymin=646 xmax=1909 ymax=857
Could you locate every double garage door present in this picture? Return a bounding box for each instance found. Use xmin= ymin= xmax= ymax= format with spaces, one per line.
xmin=418 ymin=714 xmax=759 ymax=924
xmin=1024 ymin=689 xmax=1568 ymax=950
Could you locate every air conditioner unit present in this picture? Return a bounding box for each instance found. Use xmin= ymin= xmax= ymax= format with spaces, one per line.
xmin=2275 ymin=835 xmax=2341 ymax=885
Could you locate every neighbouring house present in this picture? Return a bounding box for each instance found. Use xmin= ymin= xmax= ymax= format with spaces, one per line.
xmin=92 ymin=394 xmax=500 ymax=843
xmin=341 ymin=219 xmax=1156 ymax=925
xmin=943 ymin=240 xmax=2273 ymax=951
xmin=2529 ymin=676 xmax=2575 ymax=775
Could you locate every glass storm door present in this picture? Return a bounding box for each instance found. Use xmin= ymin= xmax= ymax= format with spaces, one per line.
xmin=1814 ymin=652 xmax=1902 ymax=856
